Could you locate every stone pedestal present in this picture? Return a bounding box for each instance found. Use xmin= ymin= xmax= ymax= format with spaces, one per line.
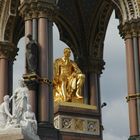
xmin=0 ymin=128 xmax=24 ymax=140
xmin=54 ymin=102 xmax=102 ymax=140
xmin=0 ymin=127 xmax=41 ymax=140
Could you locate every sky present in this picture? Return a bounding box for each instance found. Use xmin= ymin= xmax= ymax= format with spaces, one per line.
xmin=101 ymin=12 xmax=129 ymax=139
xmin=13 ymin=11 xmax=129 ymax=140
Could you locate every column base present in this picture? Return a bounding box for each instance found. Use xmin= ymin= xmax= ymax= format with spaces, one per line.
xmin=38 ymin=122 xmax=59 ymax=140
xmin=128 ymin=136 xmax=140 ymax=140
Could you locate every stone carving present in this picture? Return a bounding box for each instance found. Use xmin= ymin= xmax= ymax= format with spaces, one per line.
xmin=0 ymin=95 xmax=14 ymax=129
xmin=53 ymin=48 xmax=85 ymax=102
xmin=26 ymin=34 xmax=38 ymax=73
xmin=54 ymin=117 xmax=59 ymax=129
xmin=54 ymin=115 xmax=100 ymax=135
xmin=75 ymin=119 xmax=84 ymax=131
xmin=12 ymin=80 xmax=29 ymax=124
xmin=87 ymin=120 xmax=98 ymax=133
xmin=62 ymin=118 xmax=72 ymax=129
xmin=21 ymin=104 xmax=40 ymax=140
xmin=0 ymin=80 xmax=40 ymax=140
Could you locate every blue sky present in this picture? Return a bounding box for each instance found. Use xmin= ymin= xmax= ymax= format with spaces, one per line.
xmin=13 ymin=11 xmax=129 ymax=140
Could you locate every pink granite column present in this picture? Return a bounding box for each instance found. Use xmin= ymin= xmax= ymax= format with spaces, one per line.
xmin=25 ymin=19 xmax=32 ymax=43
xmin=38 ymin=16 xmax=49 ymax=122
xmin=138 ymin=33 xmax=140 ymax=64
xmin=25 ymin=19 xmax=37 ymax=112
xmin=125 ymin=36 xmax=138 ymax=136
xmin=90 ymin=73 xmax=98 ymax=106
xmin=0 ymin=55 xmax=8 ymax=103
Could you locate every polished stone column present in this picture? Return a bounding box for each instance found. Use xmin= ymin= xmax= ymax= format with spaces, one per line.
xmin=89 ymin=73 xmax=98 ymax=107
xmin=25 ymin=19 xmax=32 ymax=43
xmin=38 ymin=15 xmax=50 ymax=123
xmin=83 ymin=73 xmax=89 ymax=104
xmin=0 ymin=55 xmax=8 ymax=103
xmin=48 ymin=20 xmax=54 ymax=123
xmin=25 ymin=18 xmax=37 ymax=113
xmin=32 ymin=18 xmax=38 ymax=41
xmin=132 ymin=33 xmax=140 ymax=134
xmin=125 ymin=35 xmax=138 ymax=136
xmin=138 ymin=33 xmax=140 ymax=65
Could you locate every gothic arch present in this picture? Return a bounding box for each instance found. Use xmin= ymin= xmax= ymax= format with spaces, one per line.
xmin=0 ymin=0 xmax=21 ymax=44
xmin=112 ymin=0 xmax=140 ymax=23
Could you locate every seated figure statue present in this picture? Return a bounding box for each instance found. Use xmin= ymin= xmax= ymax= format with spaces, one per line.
xmin=20 ymin=104 xmax=40 ymax=140
xmin=0 ymin=95 xmax=14 ymax=129
xmin=53 ymin=48 xmax=85 ymax=102
xmin=0 ymin=80 xmax=40 ymax=140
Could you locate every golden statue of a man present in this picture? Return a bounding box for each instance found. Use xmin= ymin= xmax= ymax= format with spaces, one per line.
xmin=53 ymin=48 xmax=85 ymax=102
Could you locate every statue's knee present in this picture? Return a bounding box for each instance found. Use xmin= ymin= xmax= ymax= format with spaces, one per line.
xmin=78 ymin=74 xmax=85 ymax=80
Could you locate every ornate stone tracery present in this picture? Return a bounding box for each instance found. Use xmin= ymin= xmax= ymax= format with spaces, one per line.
xmin=112 ymin=0 xmax=140 ymax=23
xmin=0 ymin=0 xmax=19 ymax=42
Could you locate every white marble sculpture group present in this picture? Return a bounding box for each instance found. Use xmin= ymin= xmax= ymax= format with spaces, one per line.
xmin=0 ymin=80 xmax=40 ymax=140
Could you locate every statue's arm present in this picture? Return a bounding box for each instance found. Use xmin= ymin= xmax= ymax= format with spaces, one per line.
xmin=23 ymin=113 xmax=28 ymax=121
xmin=4 ymin=103 xmax=12 ymax=118
xmin=54 ymin=59 xmax=61 ymax=77
xmin=71 ymin=61 xmax=82 ymax=74
xmin=9 ymin=92 xmax=17 ymax=101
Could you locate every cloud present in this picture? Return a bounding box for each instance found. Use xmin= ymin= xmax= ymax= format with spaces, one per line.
xmin=103 ymin=132 xmax=127 ymax=140
xmin=101 ymin=11 xmax=129 ymax=139
xmin=102 ymin=99 xmax=129 ymax=138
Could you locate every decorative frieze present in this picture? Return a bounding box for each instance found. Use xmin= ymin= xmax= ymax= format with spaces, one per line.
xmin=54 ymin=115 xmax=100 ymax=135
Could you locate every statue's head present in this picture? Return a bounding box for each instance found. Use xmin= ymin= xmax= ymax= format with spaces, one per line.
xmin=27 ymin=34 xmax=32 ymax=40
xmin=3 ymin=95 xmax=10 ymax=102
xmin=64 ymin=48 xmax=71 ymax=58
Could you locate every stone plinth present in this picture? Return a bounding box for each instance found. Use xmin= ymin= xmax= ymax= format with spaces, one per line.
xmin=0 ymin=128 xmax=24 ymax=140
xmin=54 ymin=102 xmax=102 ymax=140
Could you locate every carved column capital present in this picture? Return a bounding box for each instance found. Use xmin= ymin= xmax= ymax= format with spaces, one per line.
xmin=19 ymin=0 xmax=58 ymax=20
xmin=0 ymin=41 xmax=19 ymax=60
xmin=119 ymin=19 xmax=140 ymax=39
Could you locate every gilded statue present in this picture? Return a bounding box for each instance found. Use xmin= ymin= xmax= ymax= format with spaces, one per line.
xmin=53 ymin=48 xmax=85 ymax=102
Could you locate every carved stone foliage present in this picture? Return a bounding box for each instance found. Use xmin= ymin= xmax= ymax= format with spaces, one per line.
xmin=19 ymin=0 xmax=57 ymax=20
xmin=118 ymin=19 xmax=140 ymax=39
xmin=0 ymin=41 xmax=19 ymax=59
xmin=54 ymin=115 xmax=100 ymax=135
